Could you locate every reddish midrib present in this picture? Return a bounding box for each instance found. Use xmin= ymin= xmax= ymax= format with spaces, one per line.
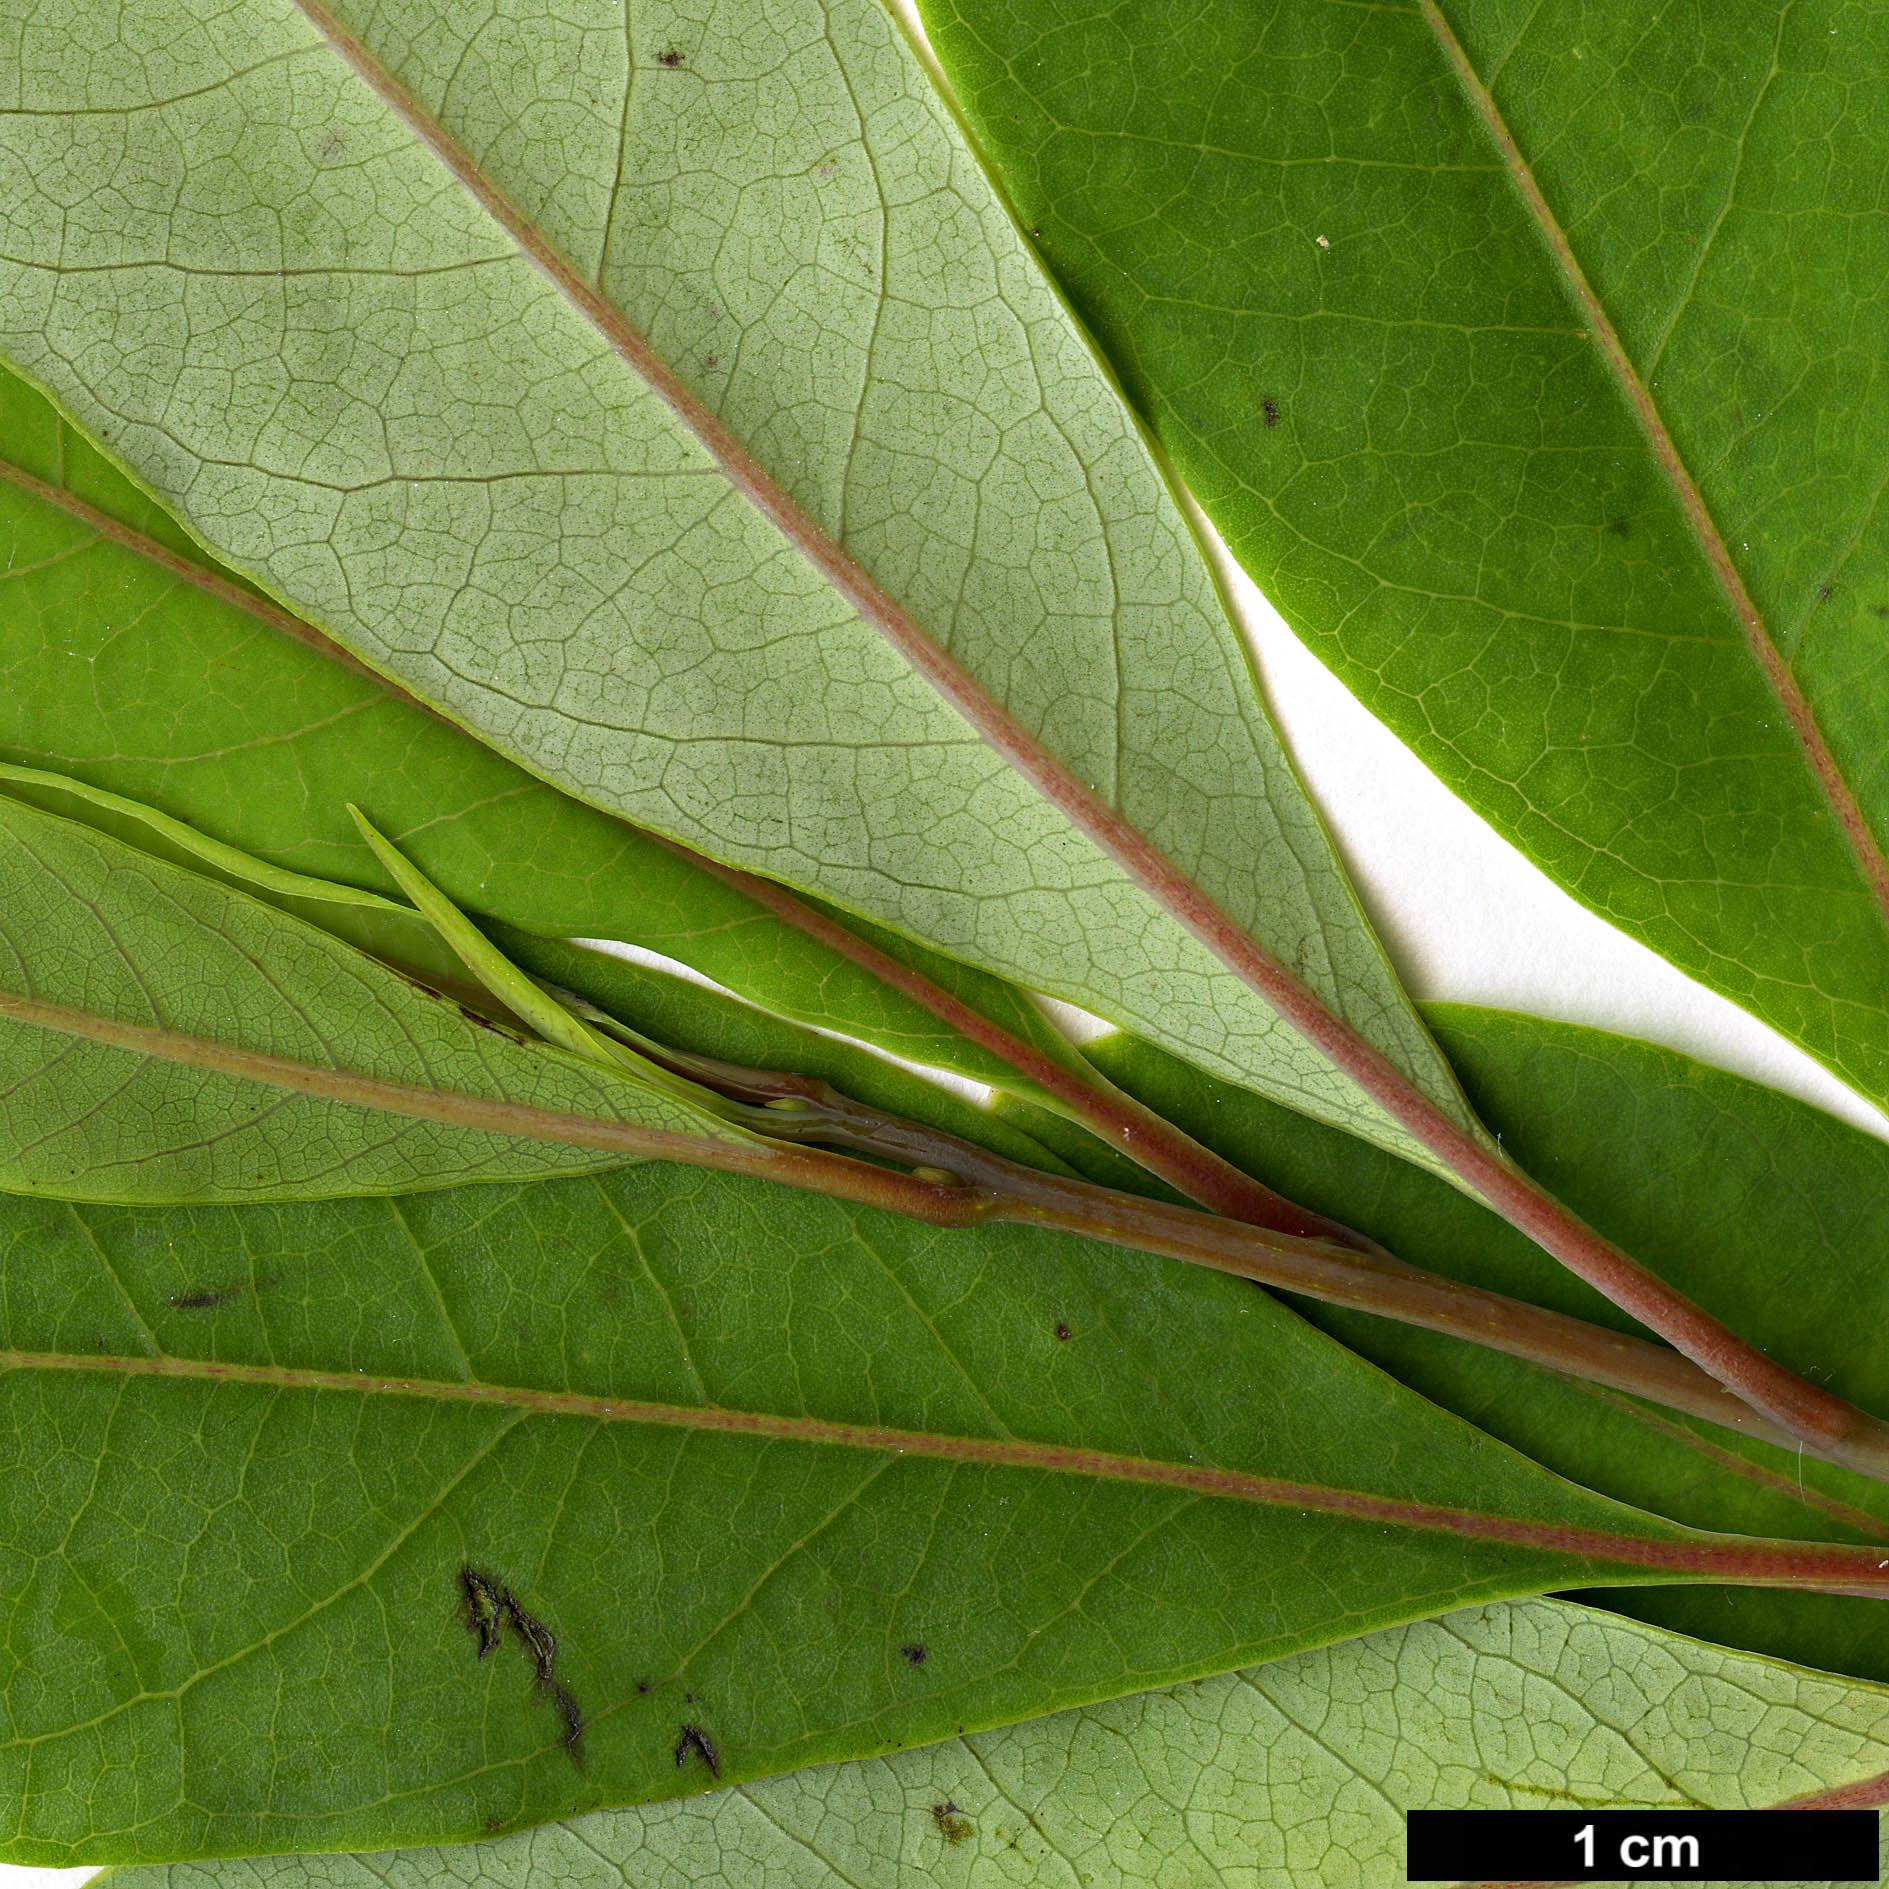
xmin=0 ymin=442 xmax=1360 ymax=1245
xmin=0 ymin=458 xmax=397 ymax=691
xmin=1574 ymin=1383 xmax=1889 ymax=1545
xmin=271 ymin=0 xmax=1889 ymax=1459
xmin=1781 ymin=1770 xmax=1889 ymax=1811
xmin=281 ymin=0 xmax=1474 ymax=1142
xmin=9 ymin=1344 xmax=1889 ymax=1591
xmin=1418 ymin=0 xmax=1889 ymax=926
xmin=651 ymin=834 xmax=1374 ymax=1243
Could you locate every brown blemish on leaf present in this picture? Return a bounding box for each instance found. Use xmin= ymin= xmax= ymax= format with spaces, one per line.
xmin=656 ymin=47 xmax=685 ymax=66
xmin=503 ymin=1591 xmax=558 ymax=1684
xmin=1054 ymin=1321 xmax=1072 ymax=1341
xmin=900 ymin=1642 xmax=927 ymax=1665
xmin=456 ymin=1567 xmax=583 ymax=1767
xmin=549 ymin=1679 xmax=585 ymax=1766
xmin=1262 ymin=398 xmax=1279 ymax=429
xmin=932 ymin=1800 xmax=973 ymax=1844
xmin=676 ymin=1723 xmax=720 ymax=1777
xmin=460 ymin=1566 xmax=507 ymax=1658
xmin=167 ymin=1286 xmax=241 ymax=1312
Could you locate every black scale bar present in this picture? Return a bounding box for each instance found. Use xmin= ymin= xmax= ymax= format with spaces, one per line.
xmin=1407 ymin=1809 xmax=1879 ymax=1882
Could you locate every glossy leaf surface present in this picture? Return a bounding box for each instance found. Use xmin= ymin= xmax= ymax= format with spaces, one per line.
xmin=918 ymin=0 xmax=1889 ymax=1114
xmin=1086 ymin=1003 xmax=1889 ymax=1684
xmin=0 ymin=1160 xmax=1738 ymax=1864
xmin=91 ymin=1600 xmax=1889 ymax=1887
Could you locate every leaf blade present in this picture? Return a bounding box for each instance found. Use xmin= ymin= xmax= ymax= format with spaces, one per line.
xmin=917 ymin=0 xmax=1889 ymax=1115
xmin=0 ymin=0 xmax=1478 ymax=1175
xmin=0 ymin=1158 xmax=1867 ymax=1866
xmin=85 ymin=1599 xmax=1889 ymax=1887
xmin=0 ymin=357 xmax=1095 ymax=1107
xmin=1083 ymin=1002 xmax=1889 ymax=1685
xmin=0 ymin=790 xmax=743 ymax=1201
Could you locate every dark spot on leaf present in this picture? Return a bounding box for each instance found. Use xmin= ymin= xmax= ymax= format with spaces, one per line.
xmin=483 ymin=1813 xmax=507 ymax=1834
xmin=456 ymin=1568 xmax=583 ymax=1768
xmin=636 ymin=1678 xmax=650 ymax=1694
xmin=1054 ymin=1321 xmax=1072 ymax=1341
xmin=900 ymin=1642 xmax=927 ymax=1665
xmin=1262 ymin=397 xmax=1279 ymax=429
xmin=656 ymin=47 xmax=685 ymax=66
xmin=932 ymin=1800 xmax=973 ymax=1844
xmin=503 ymin=1590 xmax=558 ymax=1684
xmin=703 ymin=352 xmax=719 ymax=369
xmin=549 ymin=1679 xmax=585 ymax=1766
xmin=460 ymin=1566 xmax=507 ymax=1658
xmin=1818 ymin=583 xmax=1833 ymax=601
xmin=676 ymin=1723 xmax=720 ymax=1777
xmin=167 ymin=1286 xmax=238 ymax=1311
xmin=1029 ymin=227 xmax=1042 ymax=238
xmin=1605 ymin=516 xmax=1631 ymax=537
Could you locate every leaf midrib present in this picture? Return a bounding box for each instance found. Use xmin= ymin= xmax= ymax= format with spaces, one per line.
xmin=15 ymin=1341 xmax=1889 ymax=1587
xmin=0 ymin=456 xmax=398 ymax=694
xmin=1416 ymin=0 xmax=1889 ymax=926
xmin=0 ymin=1344 xmax=1798 ymax=1579
xmin=15 ymin=0 xmax=1885 ymax=1477
xmin=0 ymin=444 xmax=1337 ymax=1233
xmin=277 ymin=0 xmax=1482 ymax=1181
xmin=259 ymin=0 xmax=1889 ymax=1478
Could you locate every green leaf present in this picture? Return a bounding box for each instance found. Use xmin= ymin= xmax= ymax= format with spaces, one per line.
xmin=6 ymin=0 xmax=1889 ymax=1868
xmin=0 ymin=786 xmax=745 ymax=1201
xmin=86 ymin=1599 xmax=1889 ymax=1887
xmin=2 ymin=1158 xmax=1805 ymax=1866
xmin=0 ymin=357 xmax=1087 ymax=1110
xmin=1085 ymin=1003 xmax=1889 ymax=1685
xmin=0 ymin=762 xmax=467 ymax=998
xmin=0 ymin=0 xmax=1487 ymax=1180
xmin=917 ymin=0 xmax=1889 ymax=1119
xmin=14 ymin=1 xmax=1870 ymax=1478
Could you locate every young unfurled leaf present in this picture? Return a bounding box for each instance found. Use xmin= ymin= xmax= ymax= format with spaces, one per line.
xmin=347 ymin=801 xmax=748 ymax=1121
xmin=0 ymin=786 xmax=753 ymax=1201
